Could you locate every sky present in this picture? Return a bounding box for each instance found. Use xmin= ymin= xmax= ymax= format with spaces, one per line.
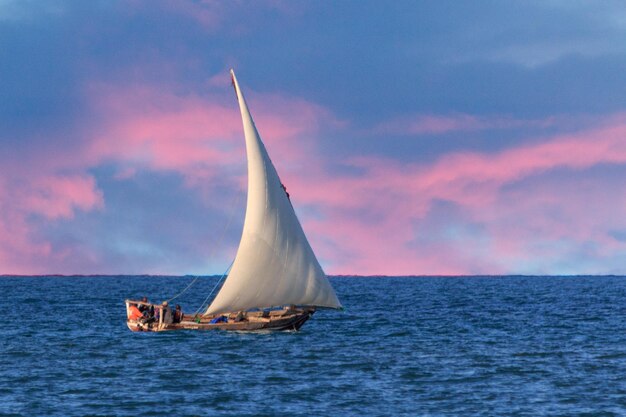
xmin=1 ymin=0 xmax=626 ymax=276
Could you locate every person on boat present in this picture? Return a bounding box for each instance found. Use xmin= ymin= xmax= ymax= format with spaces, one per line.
xmin=128 ymin=303 xmax=144 ymax=321
xmin=162 ymin=301 xmax=173 ymax=324
xmin=138 ymin=296 xmax=149 ymax=313
xmin=144 ymin=304 xmax=156 ymax=324
xmin=173 ymin=305 xmax=183 ymax=323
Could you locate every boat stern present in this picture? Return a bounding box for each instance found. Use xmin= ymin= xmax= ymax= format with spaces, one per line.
xmin=125 ymin=299 xmax=164 ymax=332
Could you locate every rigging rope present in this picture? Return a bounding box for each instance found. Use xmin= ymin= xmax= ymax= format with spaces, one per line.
xmin=164 ymin=191 xmax=242 ymax=304
xmin=194 ymin=259 xmax=234 ymax=316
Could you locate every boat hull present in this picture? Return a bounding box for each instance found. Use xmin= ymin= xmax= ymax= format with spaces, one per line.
xmin=127 ymin=308 xmax=314 ymax=332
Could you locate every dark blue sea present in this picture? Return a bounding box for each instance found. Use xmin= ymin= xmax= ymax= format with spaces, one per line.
xmin=2 ymin=276 xmax=626 ymax=416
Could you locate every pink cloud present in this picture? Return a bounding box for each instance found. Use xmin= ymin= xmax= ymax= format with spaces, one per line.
xmin=85 ymin=82 xmax=340 ymax=189
xmin=412 ymin=117 xmax=626 ymax=205
xmin=0 ymin=80 xmax=342 ymax=274
xmin=3 ymin=71 xmax=626 ymax=275
xmin=17 ymin=175 xmax=104 ymax=220
xmin=480 ymin=172 xmax=626 ymax=271
xmin=291 ymin=114 xmax=626 ymax=275
xmin=0 ymin=173 xmax=103 ymax=274
xmin=0 ymin=215 xmax=52 ymax=274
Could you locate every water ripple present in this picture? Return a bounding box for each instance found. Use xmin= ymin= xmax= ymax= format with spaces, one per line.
xmin=2 ymin=276 xmax=626 ymax=416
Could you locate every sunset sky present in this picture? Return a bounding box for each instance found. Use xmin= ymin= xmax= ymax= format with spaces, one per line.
xmin=1 ymin=1 xmax=626 ymax=275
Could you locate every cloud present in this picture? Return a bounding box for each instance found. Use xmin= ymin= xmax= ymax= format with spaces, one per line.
xmin=85 ymin=84 xmax=242 ymax=173
xmin=2 ymin=1 xmax=626 ymax=277
xmin=2 ymin=70 xmax=626 ymax=276
xmin=84 ymin=82 xmax=341 ymax=186
xmin=432 ymin=2 xmax=626 ymax=68
xmin=17 ymin=174 xmax=104 ymax=220
xmin=290 ymin=113 xmax=626 ymax=274
xmin=0 ymin=172 xmax=103 ymax=274
xmin=0 ymin=78 xmax=342 ymax=274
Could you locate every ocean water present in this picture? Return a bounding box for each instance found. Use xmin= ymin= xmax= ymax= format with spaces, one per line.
xmin=1 ymin=276 xmax=626 ymax=416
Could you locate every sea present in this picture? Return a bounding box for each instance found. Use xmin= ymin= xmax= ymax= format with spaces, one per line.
xmin=1 ymin=275 xmax=626 ymax=416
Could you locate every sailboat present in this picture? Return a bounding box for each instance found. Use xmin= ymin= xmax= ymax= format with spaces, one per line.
xmin=125 ymin=70 xmax=342 ymax=332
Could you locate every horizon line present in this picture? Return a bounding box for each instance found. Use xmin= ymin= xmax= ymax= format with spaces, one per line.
xmin=1 ymin=274 xmax=625 ymax=278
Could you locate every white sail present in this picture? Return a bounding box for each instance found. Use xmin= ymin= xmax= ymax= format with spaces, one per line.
xmin=206 ymin=70 xmax=341 ymax=315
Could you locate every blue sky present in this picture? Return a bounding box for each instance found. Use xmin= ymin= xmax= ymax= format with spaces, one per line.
xmin=1 ymin=1 xmax=626 ymax=275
